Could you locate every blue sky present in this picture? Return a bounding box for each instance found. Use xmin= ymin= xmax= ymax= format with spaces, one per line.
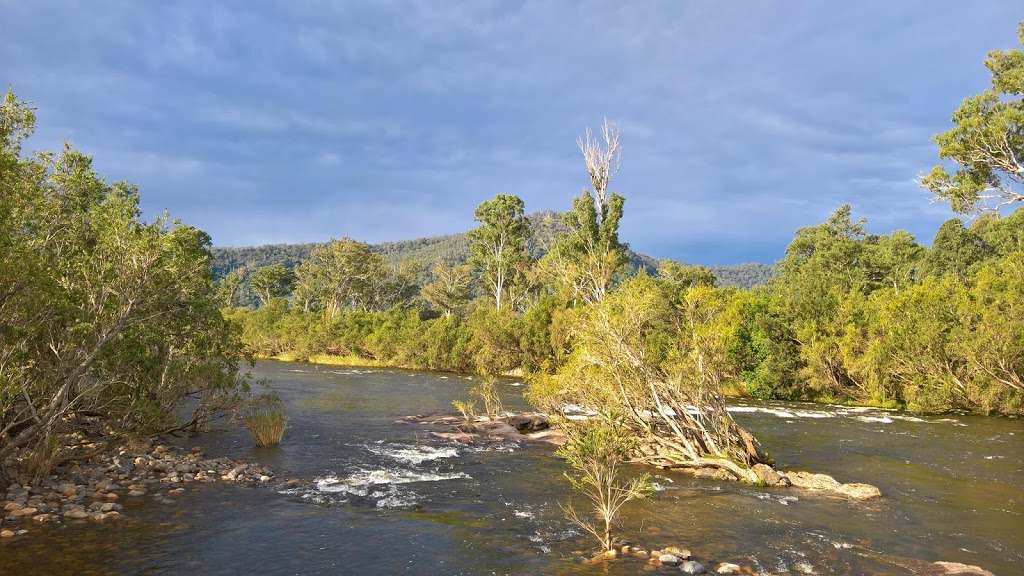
xmin=1 ymin=1 xmax=1019 ymax=264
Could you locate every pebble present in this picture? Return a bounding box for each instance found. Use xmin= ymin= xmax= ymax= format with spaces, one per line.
xmin=0 ymin=530 xmax=14 ymax=538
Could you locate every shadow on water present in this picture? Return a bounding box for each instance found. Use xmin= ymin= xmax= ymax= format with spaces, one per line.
xmin=3 ymin=360 xmax=1021 ymax=575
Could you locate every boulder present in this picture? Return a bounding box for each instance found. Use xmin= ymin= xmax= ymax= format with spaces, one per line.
xmin=505 ymin=414 xmax=550 ymax=433
xmin=680 ymin=560 xmax=707 ymax=574
xmin=782 ymin=471 xmax=881 ymax=500
xmin=659 ymin=554 xmax=683 ymax=566
xmin=751 ymin=464 xmax=784 ymax=486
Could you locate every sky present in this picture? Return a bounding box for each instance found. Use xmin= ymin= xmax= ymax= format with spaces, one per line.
xmin=1 ymin=1 xmax=1020 ymax=265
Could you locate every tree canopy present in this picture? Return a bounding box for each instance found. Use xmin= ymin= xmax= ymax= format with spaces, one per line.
xmin=922 ymin=22 xmax=1024 ymax=212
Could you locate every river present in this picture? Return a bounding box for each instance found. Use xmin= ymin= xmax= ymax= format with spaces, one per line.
xmin=3 ymin=361 xmax=1021 ymax=575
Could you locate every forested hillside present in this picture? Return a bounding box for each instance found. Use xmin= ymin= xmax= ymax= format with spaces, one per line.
xmin=211 ymin=209 xmax=775 ymax=294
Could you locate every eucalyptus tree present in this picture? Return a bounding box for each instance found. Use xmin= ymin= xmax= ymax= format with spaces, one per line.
xmin=292 ymin=237 xmax=390 ymax=319
xmin=921 ymin=21 xmax=1024 ymax=212
xmin=552 ymin=120 xmax=628 ymax=304
xmin=250 ymin=263 xmax=294 ymax=306
xmin=467 ymin=194 xmax=531 ymax=311
xmin=421 ymin=261 xmax=474 ymax=317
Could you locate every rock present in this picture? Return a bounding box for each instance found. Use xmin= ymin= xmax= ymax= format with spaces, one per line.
xmin=31 ymin=513 xmax=52 ymax=522
xmin=505 ymin=414 xmax=550 ymax=433
xmin=933 ymin=562 xmax=995 ymax=575
xmin=11 ymin=507 xmax=37 ymax=517
xmin=836 ymin=482 xmax=882 ymax=500
xmin=634 ymin=550 xmax=649 ymax=559
xmin=659 ymin=554 xmax=683 ymax=566
xmin=128 ymin=490 xmax=146 ymax=497
xmin=751 ymin=463 xmax=784 ymax=486
xmin=783 ymin=471 xmax=881 ymax=500
xmin=56 ymin=483 xmax=77 ymax=497
xmin=716 ymin=562 xmax=741 ymax=573
xmin=680 ymin=560 xmax=707 ymax=574
xmin=259 ymin=475 xmax=271 ymax=482
xmin=63 ymin=509 xmax=89 ymax=519
xmin=3 ymin=502 xmax=21 ymax=512
xmin=0 ymin=529 xmax=14 ymax=537
xmin=15 ymin=529 xmax=28 ymax=536
xmin=664 ymin=547 xmax=691 ymax=560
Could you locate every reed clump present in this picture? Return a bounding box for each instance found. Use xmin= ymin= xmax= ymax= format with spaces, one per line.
xmin=244 ymin=394 xmax=288 ymax=446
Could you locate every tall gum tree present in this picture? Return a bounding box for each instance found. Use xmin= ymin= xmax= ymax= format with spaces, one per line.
xmin=552 ymin=120 xmax=628 ymax=304
xmin=921 ymin=22 xmax=1024 ymax=212
xmin=467 ymin=194 xmax=531 ymax=311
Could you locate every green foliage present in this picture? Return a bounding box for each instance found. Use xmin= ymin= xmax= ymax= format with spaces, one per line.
xmin=467 ymin=194 xmax=532 ymax=311
xmin=557 ymin=416 xmax=653 ymax=552
xmin=921 ymin=22 xmax=1024 ymax=212
xmin=470 ymin=375 xmax=504 ymax=417
xmin=250 ymin=264 xmax=295 ymax=306
xmin=0 ymin=91 xmax=252 ymax=478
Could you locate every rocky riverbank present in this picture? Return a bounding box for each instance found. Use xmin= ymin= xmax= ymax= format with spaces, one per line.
xmin=1 ymin=436 xmax=275 ymax=539
xmin=582 ymin=539 xmax=995 ymax=575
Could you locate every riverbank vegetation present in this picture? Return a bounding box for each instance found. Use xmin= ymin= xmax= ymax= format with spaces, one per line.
xmin=0 ymin=91 xmax=257 ymax=488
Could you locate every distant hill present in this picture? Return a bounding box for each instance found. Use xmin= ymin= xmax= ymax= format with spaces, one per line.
xmin=210 ymin=210 xmax=775 ymax=290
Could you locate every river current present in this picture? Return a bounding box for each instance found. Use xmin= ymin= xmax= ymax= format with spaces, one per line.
xmin=3 ymin=360 xmax=1021 ymax=575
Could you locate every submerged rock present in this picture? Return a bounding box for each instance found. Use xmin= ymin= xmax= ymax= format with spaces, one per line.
xmin=782 ymin=470 xmax=881 ymax=500
xmin=933 ymin=561 xmax=995 ymax=575
xmin=679 ymin=560 xmax=706 ymax=574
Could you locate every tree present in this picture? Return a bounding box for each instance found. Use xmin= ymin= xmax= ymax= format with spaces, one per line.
xmin=467 ymin=194 xmax=531 ymax=311
xmin=657 ymin=260 xmax=716 ymax=289
xmin=421 ymin=262 xmax=474 ymax=317
xmin=0 ymin=91 xmax=250 ymax=486
xmin=557 ymin=416 xmax=652 ymax=553
xmin=921 ymin=218 xmax=991 ymax=279
xmin=249 ymin=263 xmax=294 ymax=306
xmin=217 ymin=266 xmax=247 ymax=307
xmin=552 ymin=120 xmax=628 ymax=304
xmin=529 ymin=275 xmax=770 ymax=481
xmin=921 ymin=22 xmax=1024 ymax=212
xmin=292 ymin=237 xmax=389 ymax=319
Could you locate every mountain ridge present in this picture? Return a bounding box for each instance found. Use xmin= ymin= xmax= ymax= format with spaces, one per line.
xmin=210 ymin=210 xmax=775 ymax=290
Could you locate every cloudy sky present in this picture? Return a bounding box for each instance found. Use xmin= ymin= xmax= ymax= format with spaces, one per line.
xmin=1 ymin=1 xmax=1019 ymax=264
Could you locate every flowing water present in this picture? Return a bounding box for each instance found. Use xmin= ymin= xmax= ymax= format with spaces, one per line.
xmin=3 ymin=361 xmax=1021 ymax=575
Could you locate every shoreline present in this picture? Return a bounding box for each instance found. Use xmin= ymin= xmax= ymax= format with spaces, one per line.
xmin=1 ymin=435 xmax=278 ymax=539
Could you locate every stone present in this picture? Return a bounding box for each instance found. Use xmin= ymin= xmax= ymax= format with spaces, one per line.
xmin=0 ymin=529 xmax=14 ymax=537
xmin=56 ymin=483 xmax=77 ymax=497
xmin=128 ymin=490 xmax=146 ymax=497
xmin=31 ymin=513 xmax=52 ymax=522
xmin=659 ymin=554 xmax=683 ymax=566
xmin=680 ymin=560 xmax=707 ymax=574
xmin=751 ymin=463 xmax=784 ymax=486
xmin=933 ymin=562 xmax=995 ymax=575
xmin=716 ymin=563 xmax=741 ymax=573
xmin=664 ymin=547 xmax=691 ymax=560
xmin=259 ymin=475 xmax=271 ymax=482
xmin=11 ymin=507 xmax=37 ymax=517
xmin=3 ymin=502 xmax=21 ymax=512
xmin=634 ymin=550 xmax=649 ymax=559
xmin=63 ymin=509 xmax=89 ymax=519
